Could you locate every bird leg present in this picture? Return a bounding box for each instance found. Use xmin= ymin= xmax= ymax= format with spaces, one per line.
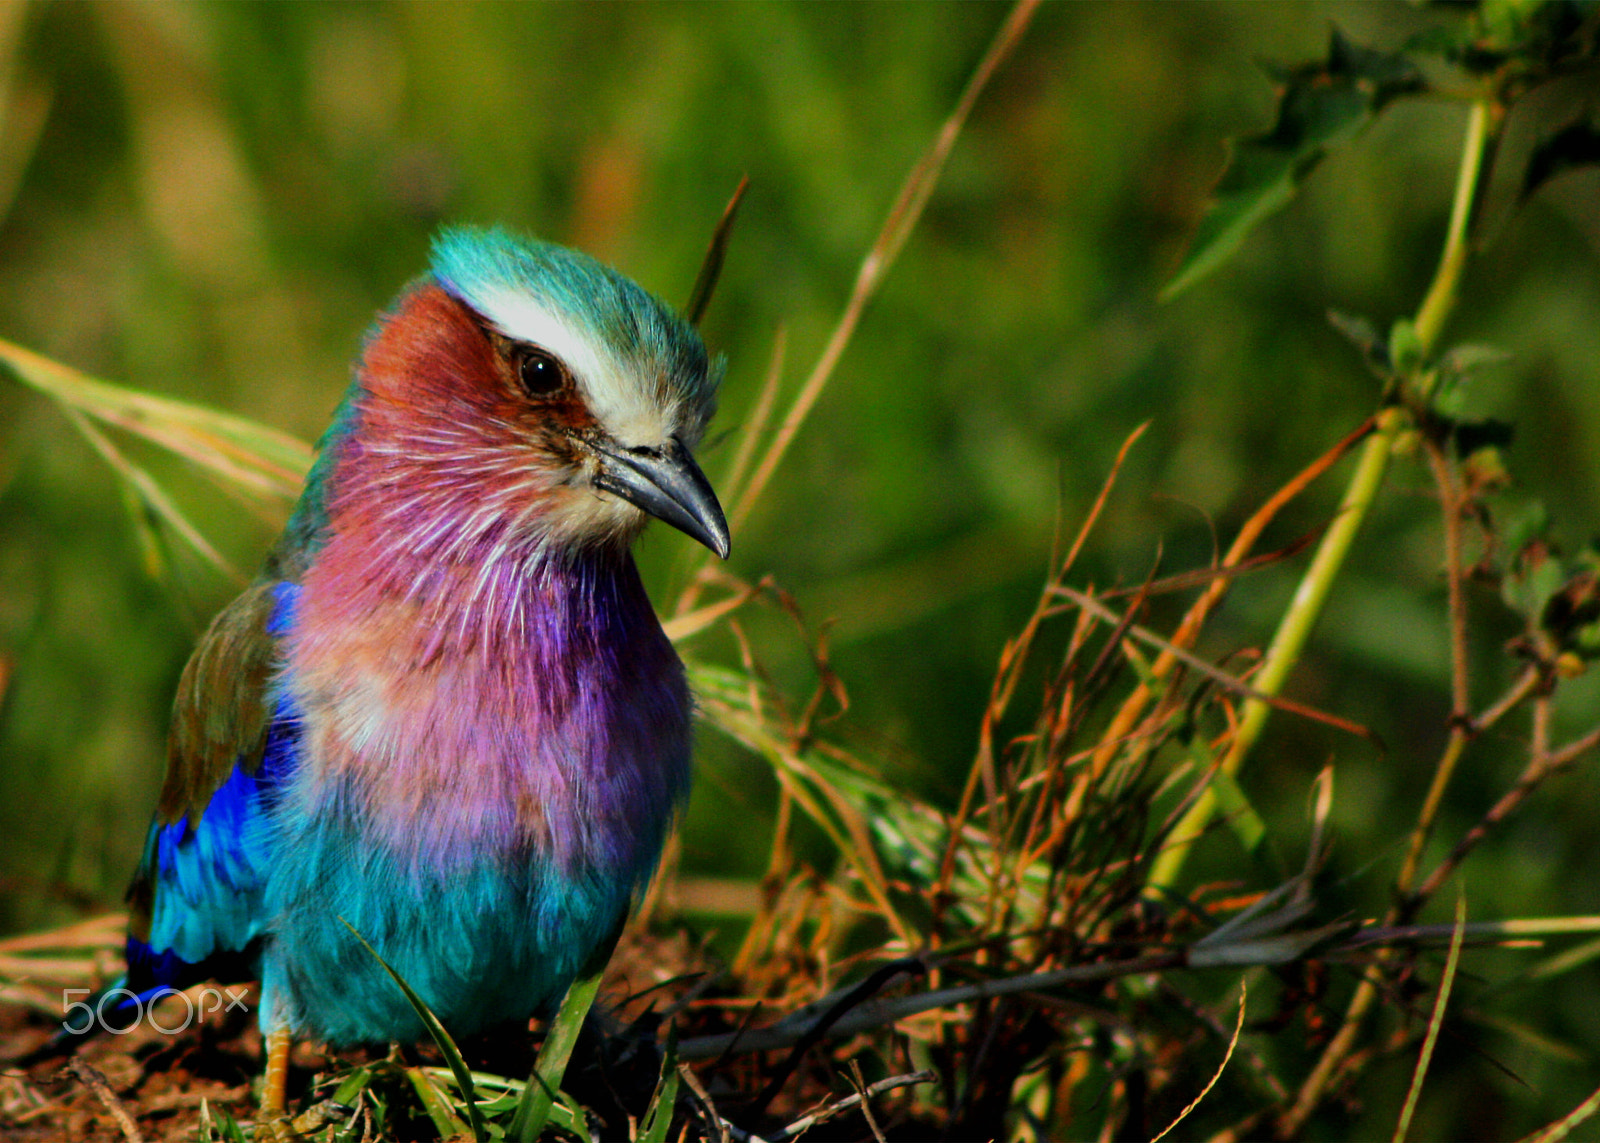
xmin=262 ymin=1026 xmax=291 ymax=1117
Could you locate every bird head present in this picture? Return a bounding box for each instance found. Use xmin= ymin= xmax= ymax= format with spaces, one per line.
xmin=332 ymin=226 xmax=730 ymax=564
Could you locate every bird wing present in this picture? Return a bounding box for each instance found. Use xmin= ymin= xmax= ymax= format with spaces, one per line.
xmin=122 ymin=577 xmax=299 ymax=999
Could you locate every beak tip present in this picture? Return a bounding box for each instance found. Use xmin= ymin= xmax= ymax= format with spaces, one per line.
xmin=593 ymin=436 xmax=732 ymax=561
xmin=690 ymin=509 xmax=731 ymax=561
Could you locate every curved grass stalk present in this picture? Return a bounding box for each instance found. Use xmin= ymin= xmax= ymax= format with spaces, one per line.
xmin=726 ymin=0 xmax=1040 ymax=533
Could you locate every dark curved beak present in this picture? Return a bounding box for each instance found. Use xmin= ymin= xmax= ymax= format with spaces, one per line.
xmin=593 ymin=435 xmax=731 ymax=559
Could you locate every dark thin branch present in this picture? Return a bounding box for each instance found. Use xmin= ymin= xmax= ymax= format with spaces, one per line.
xmin=678 ymin=954 xmax=1178 ymax=1062
xmin=742 ymin=958 xmax=926 ymax=1119
xmin=849 ymin=1059 xmax=888 ymax=1143
xmin=1395 ymin=435 xmax=1476 ymax=910
xmin=764 ymin=1071 xmax=939 ymax=1143
xmin=1413 ymin=705 xmax=1600 ymax=904
xmin=678 ymin=1063 xmax=730 ymax=1143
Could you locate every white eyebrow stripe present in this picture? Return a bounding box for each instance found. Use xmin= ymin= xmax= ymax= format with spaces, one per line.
xmin=468 ymin=286 xmax=672 ymax=448
xmin=471 ymin=287 xmax=609 ymax=395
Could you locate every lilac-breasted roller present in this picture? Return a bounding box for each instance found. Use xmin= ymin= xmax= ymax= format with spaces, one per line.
xmin=117 ymin=227 xmax=728 ymax=1114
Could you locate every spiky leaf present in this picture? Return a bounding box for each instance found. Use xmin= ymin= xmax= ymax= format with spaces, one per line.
xmin=1162 ymin=30 xmax=1425 ymax=300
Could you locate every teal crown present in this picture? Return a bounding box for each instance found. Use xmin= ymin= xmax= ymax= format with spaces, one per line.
xmin=431 ymin=225 xmax=720 ymax=415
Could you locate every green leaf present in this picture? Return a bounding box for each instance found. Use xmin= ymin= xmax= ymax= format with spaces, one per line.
xmin=1162 ymin=29 xmax=1425 ymax=300
xmin=1388 ymin=318 xmax=1424 ymax=376
xmin=1465 ymin=0 xmax=1600 ymax=73
xmin=330 ymin=1066 xmax=374 ymax=1110
xmin=1505 ymin=548 xmax=1568 ymax=621
xmin=1478 ymin=0 xmax=1557 ymax=46
xmin=1431 ymin=342 xmax=1510 ymax=420
xmin=1328 ymin=309 xmax=1393 ymax=380
xmin=557 ymin=1092 xmax=594 ymax=1143
xmin=198 ymin=1099 xmax=248 ymax=1143
xmin=1502 ymin=500 xmax=1550 ymax=556
xmin=1439 ymin=342 xmax=1513 ymax=375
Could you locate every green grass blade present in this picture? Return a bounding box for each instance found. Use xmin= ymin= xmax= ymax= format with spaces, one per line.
xmin=330 ymin=1066 xmax=373 ymax=1107
xmin=328 ymin=1065 xmax=375 ymax=1128
xmin=418 ymin=1066 xmax=589 ymax=1133
xmin=198 ymin=1098 xmax=248 ymax=1143
xmin=338 ymin=916 xmax=490 ymax=1143
xmin=1521 ymin=932 xmax=1600 ymax=984
xmin=509 ymin=940 xmax=615 ymax=1143
xmin=1393 ymin=893 xmax=1466 ymax=1143
xmin=408 ymin=1066 xmax=473 ymax=1141
xmin=63 ymin=403 xmax=245 ymax=584
xmin=685 ymin=177 xmax=748 ymax=327
xmin=639 ymin=1028 xmax=680 ymax=1143
xmin=1522 ymin=1080 xmax=1600 ymax=1143
xmin=557 ymin=1092 xmax=594 ymax=1143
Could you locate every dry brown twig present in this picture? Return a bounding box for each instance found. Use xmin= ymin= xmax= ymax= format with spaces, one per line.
xmin=65 ymin=1058 xmax=146 ymax=1143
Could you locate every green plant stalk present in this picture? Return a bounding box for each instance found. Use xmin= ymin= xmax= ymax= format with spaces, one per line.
xmin=1148 ymin=417 xmax=1399 ymax=890
xmin=1390 ymin=101 xmax=1496 ymax=896
xmin=1278 ymin=95 xmax=1494 ymax=1141
xmin=1413 ymin=100 xmax=1490 ymax=358
xmin=1147 ymin=97 xmax=1492 ymax=897
xmin=1525 ymin=1080 xmax=1600 ymax=1143
xmin=410 ymin=1067 xmax=474 ymax=1140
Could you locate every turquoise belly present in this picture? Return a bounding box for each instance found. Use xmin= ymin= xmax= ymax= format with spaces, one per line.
xmin=262 ymin=813 xmax=634 ymax=1046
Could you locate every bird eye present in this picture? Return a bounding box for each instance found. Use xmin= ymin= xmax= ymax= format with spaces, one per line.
xmin=515 ymin=346 xmax=568 ymax=396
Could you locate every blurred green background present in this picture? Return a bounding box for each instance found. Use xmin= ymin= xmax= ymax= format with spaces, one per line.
xmin=2 ymin=2 xmax=1600 ymax=1137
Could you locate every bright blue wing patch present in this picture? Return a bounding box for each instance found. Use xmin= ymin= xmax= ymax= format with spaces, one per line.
xmin=121 ymin=582 xmax=303 ymax=1002
xmin=142 ymin=735 xmax=285 ymax=964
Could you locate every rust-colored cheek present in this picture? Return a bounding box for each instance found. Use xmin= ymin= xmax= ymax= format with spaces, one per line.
xmin=363 ymin=282 xmax=604 ymax=448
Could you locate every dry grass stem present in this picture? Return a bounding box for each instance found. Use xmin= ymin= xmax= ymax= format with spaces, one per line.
xmin=728 ymin=0 xmax=1041 ymax=531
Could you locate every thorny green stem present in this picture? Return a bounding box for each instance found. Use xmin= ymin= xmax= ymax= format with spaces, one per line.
xmin=1276 ymin=96 xmax=1494 ymax=1141
xmin=1148 ymin=97 xmax=1493 ymax=900
xmin=1413 ymin=100 xmax=1490 ymax=357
